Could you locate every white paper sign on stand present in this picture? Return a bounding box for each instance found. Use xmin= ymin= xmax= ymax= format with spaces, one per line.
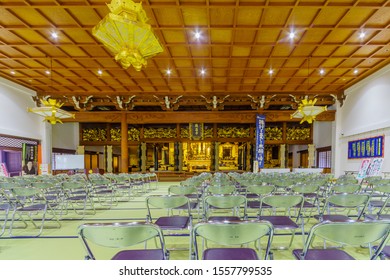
xmin=40 ymin=163 xmax=50 ymax=175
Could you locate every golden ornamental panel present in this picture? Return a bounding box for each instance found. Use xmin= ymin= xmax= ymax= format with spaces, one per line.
xmin=217 ymin=127 xmax=250 ymax=138
xmin=286 ymin=127 xmax=311 ymax=141
xmin=82 ymin=128 xmax=107 ymax=142
xmin=110 ymin=128 xmax=121 ymax=141
xmin=128 ymin=127 xmax=140 ymax=141
xmin=180 ymin=128 xmax=189 ymax=138
xmin=144 ymin=127 xmax=177 ymax=139
xmin=204 ymin=128 xmax=213 ymax=138
xmin=265 ymin=127 xmax=283 ymax=141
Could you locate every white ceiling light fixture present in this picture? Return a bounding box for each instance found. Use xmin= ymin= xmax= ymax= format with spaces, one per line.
xmin=359 ymin=30 xmax=366 ymax=40
xmin=291 ymin=58 xmax=327 ymax=124
xmin=28 ymin=98 xmax=75 ymax=125
xmin=50 ymin=31 xmax=59 ymax=39
xmin=288 ymin=30 xmax=296 ymax=40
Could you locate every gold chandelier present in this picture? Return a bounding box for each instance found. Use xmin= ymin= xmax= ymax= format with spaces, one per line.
xmin=291 ymin=97 xmax=326 ymax=124
xmin=92 ymin=0 xmax=163 ymax=71
xmin=28 ymin=98 xmax=75 ymax=124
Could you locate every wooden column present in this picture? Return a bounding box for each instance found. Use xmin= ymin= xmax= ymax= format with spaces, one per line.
xmin=120 ymin=113 xmax=128 ymax=173
xmin=106 ymin=145 xmax=113 ymax=173
xmin=178 ymin=142 xmax=183 ymax=171
xmin=141 ymin=142 xmax=147 ymax=172
xmin=280 ymin=144 xmax=286 ymax=168
xmin=214 ymin=142 xmax=220 ymax=171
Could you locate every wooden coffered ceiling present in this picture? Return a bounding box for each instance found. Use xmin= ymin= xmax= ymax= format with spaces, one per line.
xmin=1 ymin=0 xmax=389 ymax=113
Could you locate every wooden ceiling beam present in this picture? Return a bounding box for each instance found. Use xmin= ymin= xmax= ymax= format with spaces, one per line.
xmin=64 ymin=110 xmax=335 ymax=124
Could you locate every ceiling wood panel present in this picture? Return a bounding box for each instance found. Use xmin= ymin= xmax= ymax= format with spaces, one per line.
xmin=0 ymin=0 xmax=389 ymax=114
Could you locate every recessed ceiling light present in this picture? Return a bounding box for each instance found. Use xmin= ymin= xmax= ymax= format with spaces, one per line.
xmin=358 ymin=31 xmax=366 ymax=40
xmin=51 ymin=31 xmax=59 ymax=39
xmin=319 ymin=68 xmax=325 ymax=75
xmin=97 ymin=69 xmax=103 ymax=76
xmin=288 ymin=31 xmax=296 ymax=40
xmin=10 ymin=70 xmax=16 ymax=75
xmin=268 ymin=68 xmax=274 ymax=75
xmin=353 ymin=69 xmax=359 ymax=75
xmin=194 ymin=31 xmax=201 ymax=40
xmin=45 ymin=70 xmax=51 ymax=75
xmin=199 ymin=68 xmax=206 ymax=76
xmin=166 ymin=68 xmax=172 ymax=76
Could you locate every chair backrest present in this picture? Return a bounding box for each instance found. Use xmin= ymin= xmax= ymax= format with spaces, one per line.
xmin=326 ymin=193 xmax=370 ymax=208
xmin=331 ymin=183 xmax=361 ymax=194
xmin=11 ymin=186 xmax=42 ymax=198
xmin=204 ymin=194 xmax=246 ymax=209
xmin=0 ymin=182 xmax=20 ymax=191
xmin=146 ymin=195 xmax=191 ymax=221
xmin=291 ymin=184 xmax=320 ymax=195
xmin=301 ymin=220 xmax=390 ymax=259
xmin=168 ymin=185 xmax=198 ymax=196
xmin=374 ymin=184 xmax=390 ymax=195
xmin=193 ymin=220 xmax=274 ymax=259
xmin=206 ymin=185 xmax=236 ymax=195
xmin=364 ymin=176 xmax=383 ymax=185
xmin=261 ymin=194 xmax=304 ymax=209
xmin=319 ymin=193 xmax=370 ymax=221
xmin=194 ymin=220 xmax=273 ymax=245
xmin=204 ymin=194 xmax=247 ymax=219
xmin=246 ymin=184 xmax=275 ymax=197
xmin=31 ymin=182 xmax=56 ymax=190
xmin=146 ymin=195 xmax=190 ymax=210
xmin=62 ymin=181 xmax=87 ymax=191
xmin=78 ymin=222 xmax=166 ymax=259
xmin=372 ymin=184 xmax=390 ymax=216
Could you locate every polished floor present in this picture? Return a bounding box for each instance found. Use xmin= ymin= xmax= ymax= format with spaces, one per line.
xmin=0 ymin=181 xmax=379 ymax=260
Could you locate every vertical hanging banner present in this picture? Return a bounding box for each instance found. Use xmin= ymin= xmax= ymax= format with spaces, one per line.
xmin=22 ymin=143 xmax=38 ymax=175
xmin=255 ymin=114 xmax=266 ymax=171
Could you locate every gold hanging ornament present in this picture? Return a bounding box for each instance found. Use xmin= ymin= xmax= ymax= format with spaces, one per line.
xmin=28 ymin=98 xmax=75 ymax=124
xmin=92 ymin=0 xmax=163 ymax=71
xmin=291 ymin=97 xmax=327 ymax=124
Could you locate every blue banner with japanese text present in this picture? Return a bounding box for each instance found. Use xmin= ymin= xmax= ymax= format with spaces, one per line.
xmin=348 ymin=136 xmax=384 ymax=159
xmin=255 ymin=114 xmax=266 ymax=169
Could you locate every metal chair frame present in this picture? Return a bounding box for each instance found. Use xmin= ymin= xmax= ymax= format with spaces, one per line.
xmin=192 ymin=220 xmax=274 ymax=260
xmin=293 ymin=220 xmax=390 ymax=260
xmin=78 ymin=222 xmax=168 ymax=260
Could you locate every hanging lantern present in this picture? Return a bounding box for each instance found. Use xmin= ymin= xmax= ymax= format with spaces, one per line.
xmin=28 ymin=98 xmax=75 ymax=124
xmin=92 ymin=0 xmax=163 ymax=71
xmin=291 ymin=97 xmax=327 ymax=124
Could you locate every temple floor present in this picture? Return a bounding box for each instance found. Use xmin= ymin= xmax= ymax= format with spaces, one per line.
xmin=0 ymin=181 xmax=380 ymax=260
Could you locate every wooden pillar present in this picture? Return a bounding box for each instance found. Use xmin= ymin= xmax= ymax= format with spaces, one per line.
xmin=178 ymin=142 xmax=183 ymax=171
xmin=106 ymin=145 xmax=113 ymax=173
xmin=214 ymin=142 xmax=219 ymax=171
xmin=154 ymin=144 xmax=159 ymax=171
xmin=280 ymin=144 xmax=286 ymax=168
xmin=141 ymin=142 xmax=147 ymax=172
xmin=308 ymin=144 xmax=315 ymax=168
xmin=120 ymin=113 xmax=128 ymax=173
